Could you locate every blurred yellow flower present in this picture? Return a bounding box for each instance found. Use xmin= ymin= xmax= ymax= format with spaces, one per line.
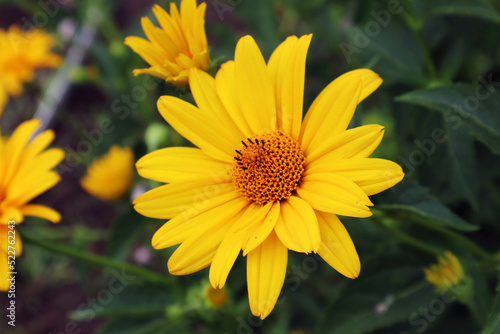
xmin=0 ymin=119 xmax=64 ymax=291
xmin=205 ymin=284 xmax=228 ymax=307
xmin=425 ymin=251 xmax=464 ymax=290
xmin=80 ymin=146 xmax=134 ymax=201
xmin=134 ymin=35 xmax=404 ymax=319
xmin=0 ymin=26 xmax=62 ymax=116
xmin=124 ymin=0 xmax=210 ymax=86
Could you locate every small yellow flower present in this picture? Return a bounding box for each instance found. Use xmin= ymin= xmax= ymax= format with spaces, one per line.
xmin=0 ymin=119 xmax=64 ymax=291
xmin=124 ymin=0 xmax=210 ymax=86
xmin=134 ymin=35 xmax=404 ymax=319
xmin=425 ymin=251 xmax=464 ymax=291
xmin=80 ymin=146 xmax=134 ymax=201
xmin=205 ymin=284 xmax=228 ymax=307
xmin=0 ymin=26 xmax=62 ymax=115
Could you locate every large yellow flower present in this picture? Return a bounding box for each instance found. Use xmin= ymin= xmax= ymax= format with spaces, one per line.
xmin=80 ymin=146 xmax=134 ymax=201
xmin=124 ymin=0 xmax=210 ymax=86
xmin=0 ymin=26 xmax=62 ymax=115
xmin=134 ymin=35 xmax=404 ymax=319
xmin=0 ymin=119 xmax=64 ymax=291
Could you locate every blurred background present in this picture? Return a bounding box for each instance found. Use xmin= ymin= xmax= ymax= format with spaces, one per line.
xmin=1 ymin=0 xmax=500 ymax=333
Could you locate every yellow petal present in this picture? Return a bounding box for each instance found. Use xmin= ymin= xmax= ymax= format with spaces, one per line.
xmin=0 ymin=207 xmax=23 ymax=225
xmin=0 ymin=119 xmax=40 ymax=189
xmin=300 ymin=73 xmax=361 ymax=155
xmin=20 ymin=204 xmax=61 ymax=223
xmin=152 ymin=194 xmax=248 ymax=249
xmin=297 ymin=173 xmax=373 ymax=218
xmin=215 ymin=61 xmax=253 ymax=136
xmin=268 ymin=34 xmax=311 ymax=140
xmin=300 ymin=69 xmax=382 ymax=155
xmin=209 ymin=206 xmax=255 ymax=288
xmin=305 ymin=124 xmax=385 ymax=164
xmin=306 ymin=158 xmax=404 ymax=196
xmin=189 ymin=68 xmax=245 ymax=142
xmin=134 ymin=181 xmax=235 ymax=220
xmin=7 ymin=171 xmax=60 ymax=206
xmin=242 ymin=201 xmax=280 ymax=255
xmin=274 ymin=196 xmax=320 ymax=253
xmin=316 ymin=211 xmax=360 ymax=279
xmin=247 ymin=231 xmax=287 ymax=319
xmin=168 ymin=212 xmax=233 ymax=276
xmin=136 ymin=147 xmax=231 ymax=183
xmin=0 ymin=249 xmax=9 ymax=291
xmin=235 ymin=35 xmax=276 ymax=134
xmin=157 ymin=96 xmax=235 ymax=162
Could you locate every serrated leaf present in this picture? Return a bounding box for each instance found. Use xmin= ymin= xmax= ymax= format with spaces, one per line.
xmin=377 ymin=181 xmax=478 ymax=231
xmin=396 ymin=84 xmax=500 ymax=155
xmin=425 ymin=0 xmax=500 ymax=23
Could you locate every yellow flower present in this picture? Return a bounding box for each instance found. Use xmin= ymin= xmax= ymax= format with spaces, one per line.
xmin=0 ymin=26 xmax=62 ymax=115
xmin=133 ymin=35 xmax=404 ymax=319
xmin=205 ymin=284 xmax=228 ymax=307
xmin=425 ymin=251 xmax=464 ymax=291
xmin=124 ymin=0 xmax=210 ymax=86
xmin=80 ymin=146 xmax=134 ymax=201
xmin=0 ymin=119 xmax=64 ymax=291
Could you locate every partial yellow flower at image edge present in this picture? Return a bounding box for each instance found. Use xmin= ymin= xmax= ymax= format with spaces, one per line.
xmin=124 ymin=0 xmax=210 ymax=86
xmin=80 ymin=145 xmax=134 ymax=201
xmin=133 ymin=34 xmax=404 ymax=319
xmin=0 ymin=119 xmax=64 ymax=291
xmin=0 ymin=26 xmax=62 ymax=115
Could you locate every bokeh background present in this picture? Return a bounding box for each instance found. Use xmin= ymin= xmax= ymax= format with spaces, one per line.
xmin=1 ymin=0 xmax=500 ymax=333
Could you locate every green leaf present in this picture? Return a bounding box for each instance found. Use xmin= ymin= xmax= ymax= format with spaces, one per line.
xmin=69 ymin=283 xmax=170 ymax=320
xmin=425 ymin=0 xmax=500 ymax=23
xmin=396 ymin=84 xmax=500 ymax=155
xmin=377 ymin=181 xmax=479 ymax=231
xmin=444 ymin=123 xmax=478 ymax=208
xmin=96 ymin=317 xmax=174 ymax=334
xmin=106 ymin=208 xmax=147 ymax=261
xmin=482 ymin=279 xmax=500 ymax=334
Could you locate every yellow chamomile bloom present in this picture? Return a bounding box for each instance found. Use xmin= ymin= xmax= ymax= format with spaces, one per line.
xmin=80 ymin=146 xmax=134 ymax=201
xmin=425 ymin=251 xmax=465 ymax=291
xmin=124 ymin=0 xmax=210 ymax=86
xmin=0 ymin=26 xmax=62 ymax=116
xmin=133 ymin=35 xmax=404 ymax=319
xmin=0 ymin=119 xmax=64 ymax=291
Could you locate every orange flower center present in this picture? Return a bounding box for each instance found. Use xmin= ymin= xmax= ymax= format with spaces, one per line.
xmin=231 ymin=131 xmax=305 ymax=205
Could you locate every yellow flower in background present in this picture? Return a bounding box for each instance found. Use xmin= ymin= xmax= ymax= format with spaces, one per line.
xmin=80 ymin=146 xmax=134 ymax=201
xmin=124 ymin=0 xmax=210 ymax=86
xmin=134 ymin=35 xmax=404 ymax=319
xmin=0 ymin=119 xmax=64 ymax=291
xmin=0 ymin=26 xmax=62 ymax=115
xmin=425 ymin=251 xmax=464 ymax=291
xmin=205 ymin=284 xmax=228 ymax=307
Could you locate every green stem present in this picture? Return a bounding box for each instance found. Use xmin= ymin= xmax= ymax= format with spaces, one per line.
xmin=401 ymin=0 xmax=437 ymax=79
xmin=22 ymin=232 xmax=174 ymax=287
xmin=372 ymin=216 xmax=442 ymax=256
xmin=414 ymin=220 xmax=495 ymax=264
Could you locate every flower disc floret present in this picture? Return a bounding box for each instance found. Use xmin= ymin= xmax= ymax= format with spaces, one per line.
xmin=232 ymin=131 xmax=305 ymax=205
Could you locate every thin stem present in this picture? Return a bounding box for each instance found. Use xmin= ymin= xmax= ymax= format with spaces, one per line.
xmin=401 ymin=0 xmax=437 ymax=79
xmin=22 ymin=232 xmax=174 ymax=287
